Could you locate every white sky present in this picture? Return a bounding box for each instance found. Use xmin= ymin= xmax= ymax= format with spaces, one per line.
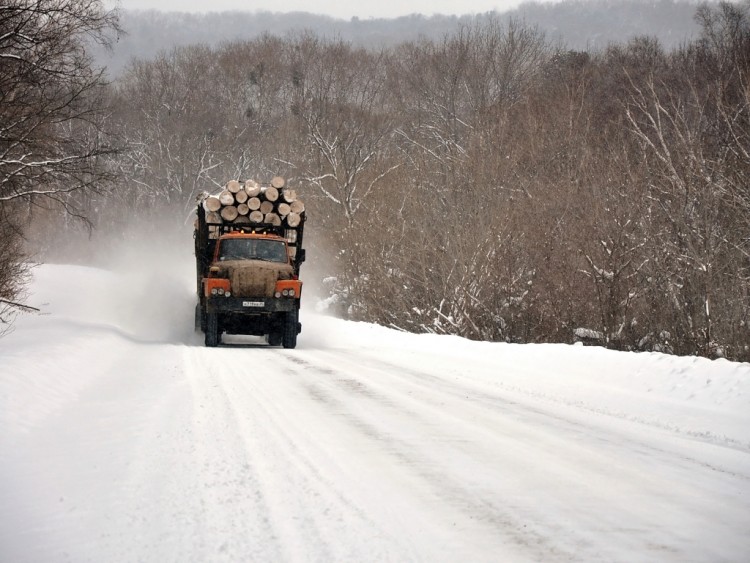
xmin=108 ymin=1 xmax=528 ymax=19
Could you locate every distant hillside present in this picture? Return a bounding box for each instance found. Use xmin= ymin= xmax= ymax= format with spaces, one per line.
xmin=95 ymin=0 xmax=703 ymax=75
xmin=515 ymin=0 xmax=702 ymax=49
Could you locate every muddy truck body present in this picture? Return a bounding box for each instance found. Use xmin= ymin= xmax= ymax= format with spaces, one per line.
xmin=194 ymin=179 xmax=306 ymax=348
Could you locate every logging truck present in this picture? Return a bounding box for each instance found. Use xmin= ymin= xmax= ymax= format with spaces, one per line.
xmin=194 ymin=177 xmax=306 ymax=348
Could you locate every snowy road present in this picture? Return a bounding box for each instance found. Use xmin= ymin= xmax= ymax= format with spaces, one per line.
xmin=1 ymin=265 xmax=749 ymax=562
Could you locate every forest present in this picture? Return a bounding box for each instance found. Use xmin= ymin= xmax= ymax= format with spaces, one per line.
xmin=1 ymin=0 xmax=749 ymax=360
xmin=93 ymin=0 xmax=702 ymax=75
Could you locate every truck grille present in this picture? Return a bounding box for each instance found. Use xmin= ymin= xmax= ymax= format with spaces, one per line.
xmin=230 ymin=267 xmax=277 ymax=298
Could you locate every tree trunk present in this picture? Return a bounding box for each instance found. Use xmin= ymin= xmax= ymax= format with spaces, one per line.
xmin=226 ymin=179 xmax=242 ymax=193
xmin=237 ymin=203 xmax=250 ymax=215
xmin=249 ymin=210 xmax=264 ymax=223
xmin=206 ymin=211 xmax=222 ymax=224
xmin=248 ymin=197 xmax=261 ymax=210
xmin=271 ymin=176 xmax=285 ymax=189
xmin=234 ymin=190 xmax=248 ymax=204
xmin=277 ymin=202 xmax=291 ymax=216
xmin=265 ymin=212 xmax=282 ymax=226
xmin=290 ymin=200 xmax=305 ymax=214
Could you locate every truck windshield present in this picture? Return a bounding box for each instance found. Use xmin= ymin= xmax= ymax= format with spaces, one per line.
xmin=218 ymin=239 xmax=288 ymax=263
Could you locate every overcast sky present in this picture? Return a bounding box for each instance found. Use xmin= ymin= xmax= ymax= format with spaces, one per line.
xmin=108 ymin=1 xmax=530 ymax=20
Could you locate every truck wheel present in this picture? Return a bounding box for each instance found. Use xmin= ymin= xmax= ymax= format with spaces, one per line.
xmin=205 ymin=312 xmax=220 ymax=347
xmin=282 ymin=310 xmax=298 ymax=349
xmin=268 ymin=332 xmax=282 ymax=347
xmin=195 ymin=303 xmax=206 ymax=332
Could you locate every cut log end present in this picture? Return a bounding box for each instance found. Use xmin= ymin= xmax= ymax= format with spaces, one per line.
xmin=271 ymin=176 xmax=285 ymax=189
xmin=204 ymin=196 xmax=222 ymax=212
xmin=226 ymin=180 xmax=242 ymax=193
xmin=245 ymin=179 xmax=261 ymax=197
xmin=260 ymin=200 xmax=274 ymax=215
xmin=286 ymin=212 xmax=301 ymax=227
xmin=206 ymin=211 xmax=222 ymax=224
xmin=264 ymin=186 xmax=279 ymax=202
xmin=220 ymin=206 xmax=239 ymax=222
xmin=281 ymin=189 xmax=297 ymax=203
xmin=249 ymin=210 xmax=264 ymax=223
xmin=219 ymin=190 xmax=235 ymax=206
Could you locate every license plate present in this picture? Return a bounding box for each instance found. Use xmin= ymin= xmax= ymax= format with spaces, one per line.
xmin=242 ymin=301 xmax=264 ymax=307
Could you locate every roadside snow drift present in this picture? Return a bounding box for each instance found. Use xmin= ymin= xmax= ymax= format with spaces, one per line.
xmin=1 ymin=264 xmax=749 ymax=562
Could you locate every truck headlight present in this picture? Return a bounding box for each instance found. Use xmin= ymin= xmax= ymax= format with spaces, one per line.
xmin=217 ymin=288 xmax=224 ymax=295
xmin=288 ymin=289 xmax=295 ymax=297
xmin=225 ymin=291 xmax=231 ymax=297
xmin=211 ymin=288 xmax=218 ymax=295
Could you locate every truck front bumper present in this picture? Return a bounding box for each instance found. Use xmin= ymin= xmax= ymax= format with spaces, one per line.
xmin=206 ymin=296 xmax=297 ymax=314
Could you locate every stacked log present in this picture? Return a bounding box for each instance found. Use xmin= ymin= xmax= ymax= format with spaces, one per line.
xmin=200 ymin=177 xmax=305 ymax=227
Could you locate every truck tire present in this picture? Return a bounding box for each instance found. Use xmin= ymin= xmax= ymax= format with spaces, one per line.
xmin=268 ymin=332 xmax=282 ymax=347
xmin=282 ymin=310 xmax=298 ymax=349
xmin=205 ymin=312 xmax=220 ymax=347
xmin=194 ymin=303 xmax=206 ymax=332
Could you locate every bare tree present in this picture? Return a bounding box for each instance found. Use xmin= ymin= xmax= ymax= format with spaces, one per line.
xmin=625 ymin=56 xmax=748 ymax=356
xmin=0 ymin=0 xmax=120 ymax=327
xmin=0 ymin=0 xmax=120 ymax=208
xmin=288 ymin=38 xmax=399 ymax=228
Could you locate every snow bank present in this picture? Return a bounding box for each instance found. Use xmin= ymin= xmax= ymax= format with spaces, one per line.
xmin=305 ymin=313 xmax=750 ymax=451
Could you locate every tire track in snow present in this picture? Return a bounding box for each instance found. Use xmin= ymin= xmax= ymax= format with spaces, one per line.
xmin=180 ymin=345 xmax=286 ymax=562
xmin=188 ymin=347 xmax=423 ymax=562
xmin=279 ymin=349 xmax=750 ymax=562
xmin=317 ymin=348 xmax=750 ymax=480
xmin=279 ymin=353 xmax=575 ymax=562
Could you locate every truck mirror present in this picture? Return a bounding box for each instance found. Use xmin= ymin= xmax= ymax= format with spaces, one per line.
xmin=297 ymin=249 xmax=306 ymax=264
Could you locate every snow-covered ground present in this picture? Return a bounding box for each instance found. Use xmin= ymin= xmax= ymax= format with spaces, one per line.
xmin=1 ymin=263 xmax=749 ymax=562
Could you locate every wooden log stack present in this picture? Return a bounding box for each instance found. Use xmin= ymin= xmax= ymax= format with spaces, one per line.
xmin=200 ymin=176 xmax=305 ymax=227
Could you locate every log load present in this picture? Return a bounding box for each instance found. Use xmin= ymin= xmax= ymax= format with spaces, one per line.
xmin=199 ymin=177 xmax=305 ymax=229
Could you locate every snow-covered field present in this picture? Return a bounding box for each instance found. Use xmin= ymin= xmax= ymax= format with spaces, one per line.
xmin=1 ymin=262 xmax=749 ymax=562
